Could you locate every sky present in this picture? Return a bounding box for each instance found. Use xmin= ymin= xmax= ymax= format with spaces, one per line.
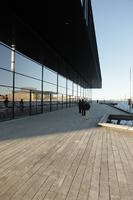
xmin=91 ymin=0 xmax=133 ymax=100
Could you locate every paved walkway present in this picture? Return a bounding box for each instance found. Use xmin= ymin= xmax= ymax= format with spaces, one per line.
xmin=0 ymin=103 xmax=133 ymax=200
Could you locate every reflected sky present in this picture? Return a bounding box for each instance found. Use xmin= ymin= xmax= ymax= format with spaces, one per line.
xmin=0 ymin=43 xmax=86 ymax=98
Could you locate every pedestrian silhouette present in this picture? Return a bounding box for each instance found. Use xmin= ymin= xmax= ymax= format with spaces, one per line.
xmin=81 ymin=99 xmax=85 ymax=116
xmin=4 ymin=96 xmax=9 ymax=108
xmin=84 ymin=101 xmax=90 ymax=120
xmin=78 ymin=99 xmax=82 ymax=113
xmin=19 ymin=99 xmax=24 ymax=112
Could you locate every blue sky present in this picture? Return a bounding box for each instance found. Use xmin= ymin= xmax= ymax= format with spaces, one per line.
xmin=91 ymin=0 xmax=133 ymax=100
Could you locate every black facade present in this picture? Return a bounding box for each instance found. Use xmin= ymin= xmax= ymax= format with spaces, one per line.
xmin=0 ymin=0 xmax=102 ymax=88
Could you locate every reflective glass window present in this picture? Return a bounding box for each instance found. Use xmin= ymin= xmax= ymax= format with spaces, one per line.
xmin=44 ymin=67 xmax=57 ymax=85
xmin=58 ymin=75 xmax=66 ymax=88
xmin=0 ymin=44 xmax=11 ymax=71
xmin=15 ymin=74 xmax=41 ymax=91
xmin=68 ymin=80 xmax=72 ymax=90
xmin=43 ymin=82 xmax=57 ymax=93
xmin=15 ymin=53 xmax=42 ymax=79
xmin=0 ymin=69 xmax=13 ymax=86
xmin=58 ymin=86 xmax=66 ymax=95
xmin=0 ymin=86 xmax=13 ymax=108
xmin=68 ymin=89 xmax=72 ymax=95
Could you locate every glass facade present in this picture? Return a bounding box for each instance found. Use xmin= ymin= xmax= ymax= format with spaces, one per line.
xmin=0 ymin=43 xmax=92 ymax=121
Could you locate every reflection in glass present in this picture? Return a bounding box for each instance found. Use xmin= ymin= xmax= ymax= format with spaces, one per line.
xmin=51 ymin=94 xmax=57 ymax=111
xmin=43 ymin=82 xmax=57 ymax=93
xmin=44 ymin=67 xmax=57 ymax=84
xmin=68 ymin=89 xmax=72 ymax=95
xmin=14 ymin=88 xmax=30 ymax=117
xmin=58 ymin=94 xmax=62 ymax=103
xmin=74 ymin=83 xmax=77 ymax=96
xmin=16 ymin=53 xmax=42 ymax=79
xmin=30 ymin=90 xmax=41 ymax=114
xmin=86 ymin=89 xmax=92 ymax=100
xmin=0 ymin=44 xmax=11 ymax=70
xmin=59 ymin=75 xmax=66 ymax=88
xmin=0 ymin=69 xmax=13 ymax=86
xmin=68 ymin=80 xmax=72 ymax=90
xmin=81 ymin=87 xmax=83 ymax=98
xmin=63 ymin=95 xmax=67 ymax=106
xmin=0 ymin=86 xmax=13 ymax=121
xmin=58 ymin=86 xmax=66 ymax=95
xmin=78 ymin=85 xmax=80 ymax=97
xmin=43 ymin=92 xmax=50 ymax=112
xmin=15 ymin=74 xmax=41 ymax=91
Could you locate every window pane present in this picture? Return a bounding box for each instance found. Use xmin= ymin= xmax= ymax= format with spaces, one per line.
xmin=44 ymin=67 xmax=57 ymax=85
xmin=0 ymin=44 xmax=11 ymax=71
xmin=0 ymin=69 xmax=13 ymax=86
xmin=51 ymin=94 xmax=57 ymax=111
xmin=15 ymin=74 xmax=41 ymax=90
xmin=59 ymin=75 xmax=66 ymax=88
xmin=0 ymin=86 xmax=13 ymax=121
xmin=68 ymin=80 xmax=72 ymax=90
xmin=14 ymin=88 xmax=30 ymax=117
xmin=15 ymin=53 xmax=42 ymax=79
xmin=58 ymin=86 xmax=66 ymax=95
xmin=43 ymin=82 xmax=57 ymax=93
xmin=78 ymin=85 xmax=80 ymax=96
xmin=68 ymin=89 xmax=72 ymax=95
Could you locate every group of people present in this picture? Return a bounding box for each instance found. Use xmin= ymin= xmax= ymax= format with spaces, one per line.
xmin=78 ymin=99 xmax=91 ymax=120
xmin=4 ymin=96 xmax=24 ymax=112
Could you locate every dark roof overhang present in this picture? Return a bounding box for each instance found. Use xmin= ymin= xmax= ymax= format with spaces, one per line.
xmin=0 ymin=0 xmax=102 ymax=88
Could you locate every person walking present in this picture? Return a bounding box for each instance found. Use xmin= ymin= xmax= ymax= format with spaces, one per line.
xmin=78 ymin=99 xmax=82 ymax=113
xmin=19 ymin=99 xmax=24 ymax=112
xmin=4 ymin=96 xmax=9 ymax=108
xmin=81 ymin=99 xmax=85 ymax=116
xmin=84 ymin=101 xmax=90 ymax=120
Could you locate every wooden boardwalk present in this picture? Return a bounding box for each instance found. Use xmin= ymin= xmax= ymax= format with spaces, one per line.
xmin=0 ymin=103 xmax=133 ymax=200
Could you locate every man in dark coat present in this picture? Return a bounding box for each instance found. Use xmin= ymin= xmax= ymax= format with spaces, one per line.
xmin=84 ymin=101 xmax=90 ymax=119
xmin=4 ymin=96 xmax=9 ymax=108
xmin=78 ymin=99 xmax=82 ymax=113
xmin=81 ymin=99 xmax=85 ymax=116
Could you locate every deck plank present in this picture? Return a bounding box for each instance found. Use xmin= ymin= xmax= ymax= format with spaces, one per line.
xmin=0 ymin=103 xmax=133 ymax=200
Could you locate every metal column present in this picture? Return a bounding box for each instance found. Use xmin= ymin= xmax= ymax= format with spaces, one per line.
xmin=72 ymin=81 xmax=74 ymax=106
xmin=29 ymin=90 xmax=32 ymax=115
xmin=50 ymin=93 xmax=52 ymax=112
xmin=41 ymin=65 xmax=43 ymax=113
xmin=66 ymin=78 xmax=68 ymax=108
xmin=11 ymin=44 xmax=15 ymax=119
xmin=57 ymin=73 xmax=58 ymax=110
xmin=77 ymin=84 xmax=78 ymax=102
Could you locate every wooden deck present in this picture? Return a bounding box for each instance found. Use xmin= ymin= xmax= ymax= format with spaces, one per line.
xmin=0 ymin=103 xmax=133 ymax=200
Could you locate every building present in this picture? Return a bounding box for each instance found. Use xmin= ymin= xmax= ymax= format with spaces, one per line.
xmin=0 ymin=0 xmax=102 ymax=120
